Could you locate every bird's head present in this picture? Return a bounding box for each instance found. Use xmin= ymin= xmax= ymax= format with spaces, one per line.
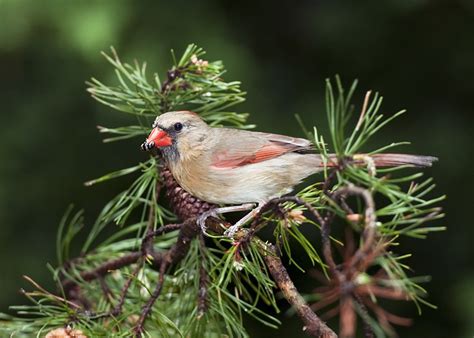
xmin=141 ymin=111 xmax=210 ymax=162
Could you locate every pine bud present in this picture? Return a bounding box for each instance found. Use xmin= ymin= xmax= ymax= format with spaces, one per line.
xmin=45 ymin=326 xmax=87 ymax=338
xmin=288 ymin=209 xmax=306 ymax=224
xmin=346 ymin=213 xmax=363 ymax=223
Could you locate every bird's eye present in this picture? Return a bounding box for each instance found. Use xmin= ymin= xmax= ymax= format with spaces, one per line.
xmin=173 ymin=122 xmax=183 ymax=132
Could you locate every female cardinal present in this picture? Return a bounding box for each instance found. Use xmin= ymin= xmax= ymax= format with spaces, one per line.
xmin=141 ymin=111 xmax=436 ymax=236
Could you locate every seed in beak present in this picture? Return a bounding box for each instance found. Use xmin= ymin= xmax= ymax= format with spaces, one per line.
xmin=141 ymin=141 xmax=155 ymax=151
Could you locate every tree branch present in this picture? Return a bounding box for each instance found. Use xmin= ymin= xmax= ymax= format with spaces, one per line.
xmin=332 ymin=184 xmax=377 ymax=269
xmin=257 ymin=240 xmax=337 ymax=338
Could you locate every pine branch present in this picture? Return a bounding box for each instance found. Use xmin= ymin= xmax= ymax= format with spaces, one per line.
xmin=258 ymin=240 xmax=337 ymax=338
xmin=0 ymin=46 xmax=445 ymax=338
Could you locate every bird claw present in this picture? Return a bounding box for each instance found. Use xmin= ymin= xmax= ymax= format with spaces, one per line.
xmin=224 ymin=225 xmax=240 ymax=238
xmin=197 ymin=209 xmax=217 ymax=235
xmin=197 ymin=202 xmax=259 ymax=238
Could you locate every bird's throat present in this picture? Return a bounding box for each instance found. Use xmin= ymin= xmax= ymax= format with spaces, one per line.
xmin=160 ymin=144 xmax=180 ymax=164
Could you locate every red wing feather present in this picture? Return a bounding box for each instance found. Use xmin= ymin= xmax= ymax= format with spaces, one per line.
xmin=211 ymin=141 xmax=306 ymax=169
xmin=210 ymin=129 xmax=313 ymax=169
xmin=211 ymin=151 xmax=252 ymax=168
xmin=253 ymin=143 xmax=291 ymax=163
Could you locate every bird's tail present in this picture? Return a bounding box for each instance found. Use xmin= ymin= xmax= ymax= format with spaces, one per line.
xmin=321 ymin=153 xmax=437 ymax=168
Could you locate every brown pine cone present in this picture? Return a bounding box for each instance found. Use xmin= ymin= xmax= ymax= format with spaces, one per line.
xmin=160 ymin=166 xmax=216 ymax=220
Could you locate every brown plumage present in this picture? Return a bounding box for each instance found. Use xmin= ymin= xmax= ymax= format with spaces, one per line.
xmin=142 ymin=111 xmax=437 ymax=236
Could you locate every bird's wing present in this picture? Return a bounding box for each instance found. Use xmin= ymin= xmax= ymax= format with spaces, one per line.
xmin=210 ymin=129 xmax=313 ymax=169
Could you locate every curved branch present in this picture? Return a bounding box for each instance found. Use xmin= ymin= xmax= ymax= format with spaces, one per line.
xmin=332 ymin=184 xmax=377 ymax=268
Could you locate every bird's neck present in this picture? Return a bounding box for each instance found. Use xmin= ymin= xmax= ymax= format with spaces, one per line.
xmin=164 ymin=138 xmax=206 ymax=173
xmin=163 ymin=128 xmax=214 ymax=193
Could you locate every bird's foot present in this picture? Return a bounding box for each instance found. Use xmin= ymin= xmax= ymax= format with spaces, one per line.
xmin=197 ymin=209 xmax=217 ymax=235
xmin=224 ymin=202 xmax=264 ymax=238
xmin=224 ymin=224 xmax=240 ymax=238
xmin=198 ymin=203 xmax=259 ymax=238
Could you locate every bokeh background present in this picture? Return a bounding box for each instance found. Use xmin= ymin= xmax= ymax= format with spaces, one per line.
xmin=1 ymin=1 xmax=473 ymax=337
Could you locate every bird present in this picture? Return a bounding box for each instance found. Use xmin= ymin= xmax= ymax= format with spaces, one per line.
xmin=141 ymin=111 xmax=437 ymax=237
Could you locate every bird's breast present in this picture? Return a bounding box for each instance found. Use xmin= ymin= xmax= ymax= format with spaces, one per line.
xmin=167 ymin=153 xmax=321 ymax=205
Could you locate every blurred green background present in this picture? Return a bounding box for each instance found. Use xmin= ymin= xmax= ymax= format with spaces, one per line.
xmin=1 ymin=0 xmax=473 ymax=337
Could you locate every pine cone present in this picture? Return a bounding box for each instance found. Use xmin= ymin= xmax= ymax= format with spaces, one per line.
xmin=160 ymin=166 xmax=215 ymax=220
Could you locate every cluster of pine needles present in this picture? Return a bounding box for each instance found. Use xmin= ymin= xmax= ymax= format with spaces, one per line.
xmin=0 ymin=45 xmax=444 ymax=338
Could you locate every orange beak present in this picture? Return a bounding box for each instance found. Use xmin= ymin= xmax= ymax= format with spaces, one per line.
xmin=141 ymin=128 xmax=172 ymax=151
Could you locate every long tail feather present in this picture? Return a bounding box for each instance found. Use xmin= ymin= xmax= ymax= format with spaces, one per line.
xmin=322 ymin=153 xmax=437 ymax=168
xmin=369 ymin=153 xmax=437 ymax=167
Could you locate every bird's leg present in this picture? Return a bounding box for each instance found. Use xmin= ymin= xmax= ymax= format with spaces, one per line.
xmin=198 ymin=203 xmax=256 ymax=235
xmin=224 ymin=201 xmax=266 ymax=238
